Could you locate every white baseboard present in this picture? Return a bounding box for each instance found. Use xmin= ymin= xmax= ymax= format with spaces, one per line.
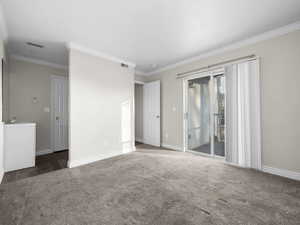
xmin=68 ymin=148 xmax=135 ymax=168
xmin=262 ymin=165 xmax=300 ymax=181
xmin=36 ymin=149 xmax=53 ymax=156
xmin=162 ymin=143 xmax=183 ymax=152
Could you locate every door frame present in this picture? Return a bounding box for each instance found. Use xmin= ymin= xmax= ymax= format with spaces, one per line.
xmin=50 ymin=75 xmax=68 ymax=153
xmin=183 ymin=68 xmax=225 ymax=158
xmin=134 ymin=80 xmax=144 ymax=144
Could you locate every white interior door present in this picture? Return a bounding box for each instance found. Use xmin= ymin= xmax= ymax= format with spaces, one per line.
xmin=51 ymin=75 xmax=68 ymax=152
xmin=143 ymin=80 xmax=160 ymax=146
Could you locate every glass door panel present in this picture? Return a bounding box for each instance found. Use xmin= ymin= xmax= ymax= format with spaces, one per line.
xmin=213 ymin=75 xmax=225 ymax=157
xmin=187 ymin=76 xmax=211 ymax=154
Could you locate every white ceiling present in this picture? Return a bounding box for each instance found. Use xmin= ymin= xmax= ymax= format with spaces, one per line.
xmin=2 ymin=0 xmax=300 ymax=73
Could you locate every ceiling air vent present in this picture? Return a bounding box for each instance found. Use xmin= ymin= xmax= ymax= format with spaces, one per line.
xmin=26 ymin=42 xmax=44 ymax=48
xmin=121 ymin=63 xmax=129 ymax=68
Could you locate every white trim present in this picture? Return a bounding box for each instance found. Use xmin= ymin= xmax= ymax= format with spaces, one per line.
xmin=36 ymin=149 xmax=53 ymax=156
xmin=4 ymin=123 xmax=36 ymax=127
xmin=50 ymin=75 xmax=55 ymax=154
xmin=262 ymin=166 xmax=300 ymax=181
xmin=146 ymin=21 xmax=300 ymax=76
xmin=68 ymin=149 xmax=135 ymax=168
xmin=67 ymin=42 xmax=136 ymax=68
xmin=135 ymin=70 xmax=148 ymax=76
xmin=162 ymin=143 xmax=183 ymax=152
xmin=134 ymin=80 xmax=145 ymax=85
xmin=10 ymin=54 xmax=68 ymax=70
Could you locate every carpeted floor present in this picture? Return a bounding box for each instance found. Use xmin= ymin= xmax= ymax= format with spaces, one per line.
xmin=0 ymin=144 xmax=300 ymax=225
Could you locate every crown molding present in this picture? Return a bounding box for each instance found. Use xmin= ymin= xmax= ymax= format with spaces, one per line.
xmin=135 ymin=70 xmax=147 ymax=76
xmin=10 ymin=54 xmax=68 ymax=70
xmin=67 ymin=42 xmax=136 ymax=68
xmin=146 ymin=21 xmax=300 ymax=76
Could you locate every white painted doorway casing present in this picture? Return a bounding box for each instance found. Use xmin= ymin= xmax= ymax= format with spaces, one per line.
xmin=51 ymin=75 xmax=68 ymax=152
xmin=143 ymin=80 xmax=160 ymax=147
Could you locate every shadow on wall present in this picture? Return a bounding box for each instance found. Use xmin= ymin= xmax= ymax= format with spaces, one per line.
xmin=122 ymin=99 xmax=132 ymax=153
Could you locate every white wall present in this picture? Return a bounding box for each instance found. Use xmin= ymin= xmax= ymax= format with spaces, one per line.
xmin=146 ymin=30 xmax=300 ymax=174
xmin=2 ymin=56 xmax=9 ymax=121
xmin=68 ymin=48 xmax=135 ymax=167
xmin=134 ymin=83 xmax=143 ymax=142
xmin=0 ymin=36 xmax=4 ymax=182
xmin=0 ymin=1 xmax=6 ymax=182
xmin=6 ymin=58 xmax=67 ymax=154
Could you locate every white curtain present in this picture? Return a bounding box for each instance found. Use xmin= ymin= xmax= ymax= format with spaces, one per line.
xmin=225 ymin=60 xmax=262 ymax=169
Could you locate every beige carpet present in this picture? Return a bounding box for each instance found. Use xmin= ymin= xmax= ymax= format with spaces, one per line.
xmin=0 ymin=145 xmax=299 ymax=225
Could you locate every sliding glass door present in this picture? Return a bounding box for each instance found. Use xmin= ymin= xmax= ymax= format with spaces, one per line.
xmin=187 ymin=76 xmax=211 ymax=154
xmin=185 ymin=71 xmax=225 ymax=157
xmin=213 ymin=75 xmax=225 ymax=157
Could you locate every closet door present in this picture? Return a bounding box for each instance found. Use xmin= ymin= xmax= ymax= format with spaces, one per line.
xmin=51 ymin=75 xmax=68 ymax=152
xmin=143 ymin=80 xmax=160 ymax=146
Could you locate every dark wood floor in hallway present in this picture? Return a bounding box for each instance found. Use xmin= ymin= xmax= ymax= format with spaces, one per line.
xmin=1 ymin=150 xmax=68 ymax=184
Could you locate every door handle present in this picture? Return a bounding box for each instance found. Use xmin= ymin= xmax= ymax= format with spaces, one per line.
xmin=56 ymin=116 xmax=59 ymax=120
xmin=156 ymin=115 xmax=160 ymax=118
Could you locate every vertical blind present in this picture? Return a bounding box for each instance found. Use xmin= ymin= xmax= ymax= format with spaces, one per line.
xmin=225 ymin=59 xmax=261 ymax=169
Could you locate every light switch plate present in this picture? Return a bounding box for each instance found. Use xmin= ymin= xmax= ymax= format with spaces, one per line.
xmin=44 ymin=107 xmax=50 ymax=112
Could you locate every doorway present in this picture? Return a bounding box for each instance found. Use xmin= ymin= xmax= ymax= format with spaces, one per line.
xmin=134 ymin=80 xmax=161 ymax=147
xmin=184 ymin=69 xmax=225 ymax=157
xmin=135 ymin=82 xmax=144 ymax=145
xmin=51 ymin=75 xmax=68 ymax=153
